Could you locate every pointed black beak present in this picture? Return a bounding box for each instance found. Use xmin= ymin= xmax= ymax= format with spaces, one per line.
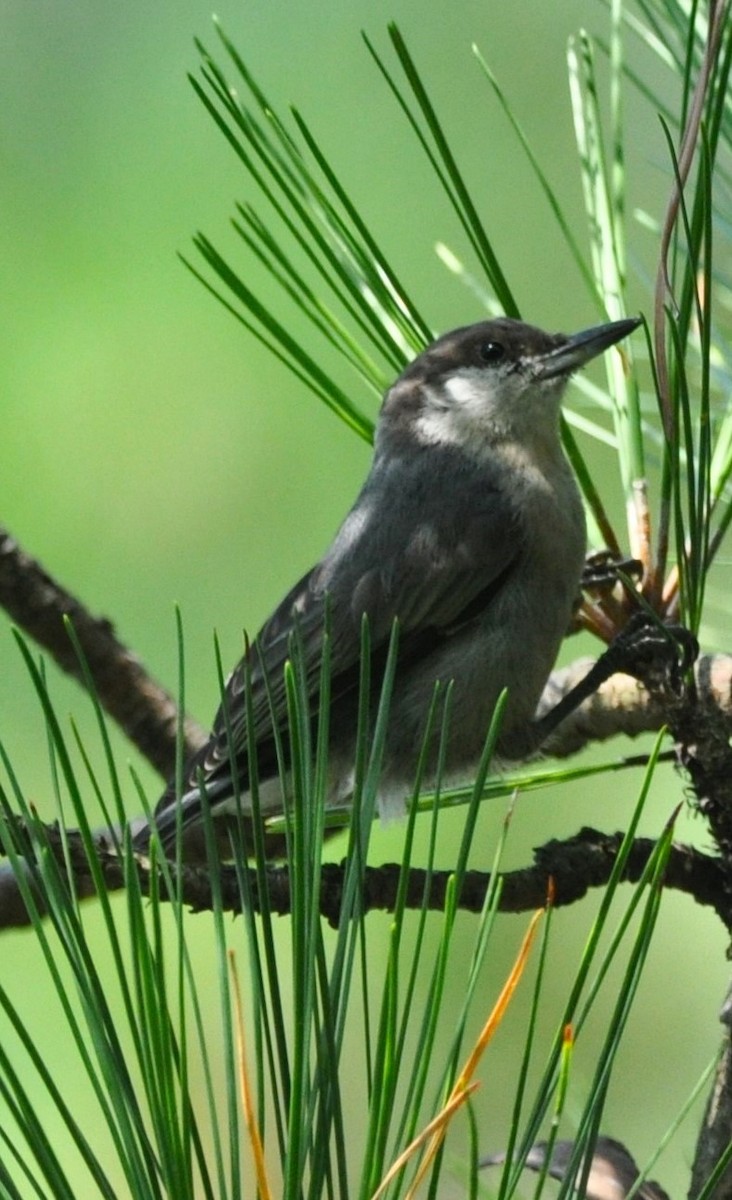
xmin=535 ymin=316 xmax=641 ymax=380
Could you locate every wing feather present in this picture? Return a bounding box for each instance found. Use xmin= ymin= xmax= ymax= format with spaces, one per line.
xmin=154 ymin=446 xmax=523 ymax=825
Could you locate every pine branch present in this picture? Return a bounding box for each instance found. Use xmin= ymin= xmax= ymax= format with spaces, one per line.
xmin=0 ymin=526 xmax=206 ymax=776
xmin=0 ymin=818 xmax=727 ymax=931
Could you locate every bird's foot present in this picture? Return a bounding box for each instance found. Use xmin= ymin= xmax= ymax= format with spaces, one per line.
xmin=581 ymin=550 xmax=644 ymax=594
xmin=602 ymin=610 xmax=698 ymax=694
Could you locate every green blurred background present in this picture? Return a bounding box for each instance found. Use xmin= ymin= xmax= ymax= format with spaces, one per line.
xmin=1 ymin=1 xmax=728 ymax=1196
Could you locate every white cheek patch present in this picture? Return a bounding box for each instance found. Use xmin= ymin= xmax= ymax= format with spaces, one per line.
xmin=443 ymin=371 xmax=500 ymax=409
xmin=415 ymin=372 xmax=502 ymax=447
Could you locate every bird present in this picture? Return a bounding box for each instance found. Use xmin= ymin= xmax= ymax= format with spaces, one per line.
xmin=139 ymin=314 xmax=640 ymax=856
xmin=480 ymin=1136 xmax=670 ymax=1200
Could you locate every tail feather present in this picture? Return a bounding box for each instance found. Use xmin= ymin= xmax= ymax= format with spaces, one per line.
xmin=133 ymin=772 xmax=235 ymax=853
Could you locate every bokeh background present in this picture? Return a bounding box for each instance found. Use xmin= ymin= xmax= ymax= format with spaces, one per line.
xmin=1 ymin=1 xmax=728 ymax=1196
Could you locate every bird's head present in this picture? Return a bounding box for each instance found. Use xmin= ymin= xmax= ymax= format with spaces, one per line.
xmin=377 ymin=316 xmax=640 ymax=456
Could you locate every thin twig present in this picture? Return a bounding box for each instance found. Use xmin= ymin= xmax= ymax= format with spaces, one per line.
xmin=651 ymin=0 xmax=729 ymax=601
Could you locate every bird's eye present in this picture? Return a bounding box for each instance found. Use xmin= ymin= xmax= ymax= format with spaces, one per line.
xmin=479 ymin=341 xmax=505 ymax=364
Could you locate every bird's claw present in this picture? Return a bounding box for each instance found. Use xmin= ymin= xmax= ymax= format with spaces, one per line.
xmin=581 ymin=550 xmax=644 ymax=594
xmin=607 ymin=611 xmax=698 ymax=692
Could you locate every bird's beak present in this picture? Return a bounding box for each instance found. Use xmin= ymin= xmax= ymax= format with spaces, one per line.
xmin=534 ymin=316 xmax=641 ymax=380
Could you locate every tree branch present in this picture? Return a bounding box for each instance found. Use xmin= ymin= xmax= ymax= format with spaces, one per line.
xmin=0 ymin=526 xmax=206 ymax=776
xmin=689 ymin=983 xmax=732 ymax=1200
xmin=538 ymin=654 xmax=732 ymax=758
xmin=0 ymin=819 xmax=727 ymax=931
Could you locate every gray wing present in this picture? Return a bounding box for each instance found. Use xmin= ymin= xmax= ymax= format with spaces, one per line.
xmin=152 ymin=448 xmax=523 ymax=830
